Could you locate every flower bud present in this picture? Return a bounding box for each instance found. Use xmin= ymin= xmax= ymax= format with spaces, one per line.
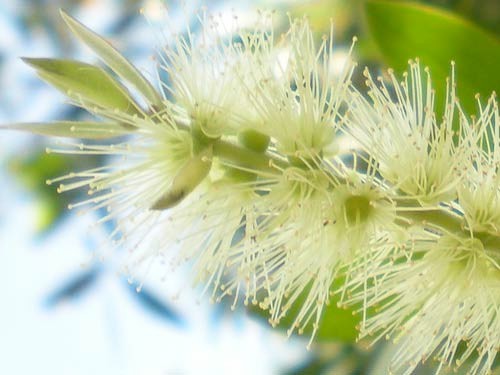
xmin=151 ymin=146 xmax=212 ymax=210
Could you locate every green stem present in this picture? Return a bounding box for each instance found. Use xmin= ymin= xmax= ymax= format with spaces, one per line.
xmin=208 ymin=136 xmax=500 ymax=254
xmin=399 ymin=209 xmax=500 ymax=252
xmin=213 ymin=138 xmax=288 ymax=172
xmin=398 ymin=209 xmax=464 ymax=233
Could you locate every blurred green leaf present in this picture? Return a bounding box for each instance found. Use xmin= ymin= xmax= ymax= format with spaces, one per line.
xmin=289 ymin=0 xmax=364 ymax=41
xmin=8 ymin=150 xmax=101 ymax=234
xmin=9 ymin=152 xmax=69 ymax=233
xmin=365 ymin=0 xmax=500 ymax=115
xmin=6 ymin=121 xmax=134 ymax=139
xmin=285 ymin=344 xmax=365 ymax=375
xmin=34 ymin=193 xmax=63 ymax=234
xmin=22 ymin=57 xmax=141 ymax=115
xmin=250 ymin=280 xmax=360 ymax=343
xmin=60 ymin=10 xmax=164 ymax=108
xmin=315 ymin=298 xmax=360 ymax=343
xmin=290 ymin=0 xmax=342 ymax=32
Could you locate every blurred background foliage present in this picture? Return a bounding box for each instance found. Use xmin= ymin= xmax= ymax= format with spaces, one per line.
xmin=1 ymin=0 xmax=498 ymax=374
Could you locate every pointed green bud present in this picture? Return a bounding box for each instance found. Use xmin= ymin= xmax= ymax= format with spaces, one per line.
xmin=151 ymin=146 xmax=213 ymax=210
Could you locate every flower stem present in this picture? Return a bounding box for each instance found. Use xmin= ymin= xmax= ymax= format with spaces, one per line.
xmin=209 ymin=137 xmax=500 ymax=255
xmin=212 ymin=138 xmax=288 ymax=172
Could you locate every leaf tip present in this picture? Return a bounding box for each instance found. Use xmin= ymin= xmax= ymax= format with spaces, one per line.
xmin=19 ymin=57 xmax=53 ymax=73
xmin=59 ymin=8 xmax=81 ymax=33
xmin=20 ymin=56 xmax=36 ymax=66
xmin=59 ymin=8 xmax=71 ymax=22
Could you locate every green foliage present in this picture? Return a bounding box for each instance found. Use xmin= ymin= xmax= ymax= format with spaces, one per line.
xmin=290 ymin=0 xmax=348 ymax=33
xmin=365 ymin=0 xmax=500 ymax=116
xmin=22 ymin=57 xmax=141 ymax=114
xmin=251 ymin=279 xmax=360 ymax=344
xmin=60 ymin=10 xmax=164 ymax=108
xmin=8 ymin=152 xmax=76 ymax=233
xmin=8 ymin=147 xmax=104 ymax=233
xmin=313 ymin=297 xmax=360 ymax=343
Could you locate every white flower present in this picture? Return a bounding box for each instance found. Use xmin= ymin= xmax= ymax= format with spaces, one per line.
xmin=329 ymin=169 xmax=399 ymax=252
xmin=220 ymin=159 xmax=400 ymax=347
xmin=125 ymin=168 xmax=264 ymax=299
xmin=457 ymin=93 xmax=500 ymax=237
xmin=346 ymin=60 xmax=467 ymax=204
xmin=350 ymin=234 xmax=500 ymax=375
xmin=342 ymin=61 xmax=500 ymax=375
xmin=246 ymin=18 xmax=357 ymax=159
xmin=159 ymin=9 xmax=274 ymax=138
xmin=47 ymin=108 xmax=194 ymax=228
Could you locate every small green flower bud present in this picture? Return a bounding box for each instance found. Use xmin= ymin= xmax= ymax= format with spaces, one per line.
xmin=238 ymin=129 xmax=270 ymax=153
xmin=343 ymin=194 xmax=373 ymax=225
xmin=151 ymin=146 xmax=212 ymax=210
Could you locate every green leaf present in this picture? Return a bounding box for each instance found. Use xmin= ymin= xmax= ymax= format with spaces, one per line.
xmin=60 ymin=9 xmax=164 ymax=108
xmin=365 ymin=0 xmax=500 ymax=116
xmin=22 ymin=57 xmax=142 ymax=115
xmin=5 ymin=121 xmax=134 ymax=139
xmin=249 ymin=281 xmax=360 ymax=344
xmin=7 ymin=151 xmax=87 ymax=233
xmin=290 ymin=0 xmax=342 ymax=32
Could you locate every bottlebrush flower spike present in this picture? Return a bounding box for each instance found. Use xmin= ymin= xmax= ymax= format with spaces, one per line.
xmin=342 ymin=66 xmax=500 ymax=374
xmin=2 ymin=7 xmax=499 ymax=375
xmin=248 ymin=160 xmax=402 ymax=347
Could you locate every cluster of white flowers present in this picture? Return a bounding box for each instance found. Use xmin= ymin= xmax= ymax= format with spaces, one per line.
xmin=6 ymin=9 xmax=499 ymax=375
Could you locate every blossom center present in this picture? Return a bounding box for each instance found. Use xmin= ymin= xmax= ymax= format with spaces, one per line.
xmin=343 ymin=194 xmax=372 ymax=225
